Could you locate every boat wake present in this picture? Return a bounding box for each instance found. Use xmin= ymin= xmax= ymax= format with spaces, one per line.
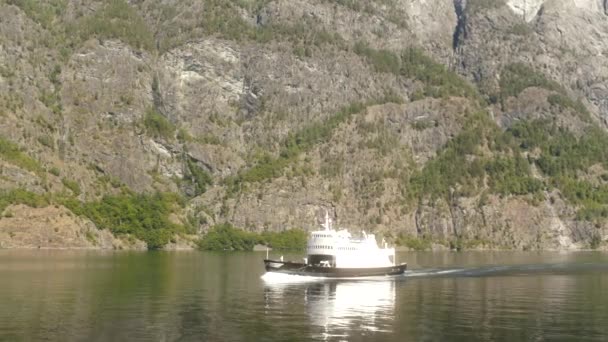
xmin=261 ymin=272 xmax=327 ymax=284
xmin=403 ymin=262 xmax=608 ymax=279
xmin=261 ymin=272 xmax=404 ymax=284
xmin=262 ymin=262 xmax=608 ymax=284
xmin=403 ymin=268 xmax=467 ymax=277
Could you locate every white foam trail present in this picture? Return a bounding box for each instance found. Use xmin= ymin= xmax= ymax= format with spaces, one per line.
xmin=260 ymin=272 xmax=405 ymax=283
xmin=260 ymin=272 xmax=326 ymax=284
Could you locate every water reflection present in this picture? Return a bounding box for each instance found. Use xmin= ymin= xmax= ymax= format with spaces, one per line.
xmin=263 ymin=277 xmax=396 ymax=340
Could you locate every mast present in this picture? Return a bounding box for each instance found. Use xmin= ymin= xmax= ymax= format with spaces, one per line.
xmin=324 ymin=210 xmax=332 ymax=231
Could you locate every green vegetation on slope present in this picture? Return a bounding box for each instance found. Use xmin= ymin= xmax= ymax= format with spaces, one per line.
xmin=225 ymin=101 xmax=367 ymax=189
xmin=498 ymin=63 xmax=562 ymax=100
xmin=408 ymin=111 xmax=543 ymax=201
xmin=508 ymin=120 xmax=608 ymax=219
xmin=0 ymin=189 xmax=50 ymax=214
xmin=62 ymin=192 xmax=186 ymax=249
xmin=354 ymin=44 xmax=480 ymax=101
xmin=260 ymin=229 xmax=308 ymax=250
xmin=465 ymin=0 xmax=506 ymax=14
xmin=197 ymin=223 xmax=259 ymax=251
xmin=151 ymin=0 xmax=345 ymax=53
xmin=492 ymin=63 xmax=589 ymax=117
xmin=72 ymin=0 xmax=155 ymax=51
xmin=225 ymin=93 xmax=400 ymax=191
xmin=6 ymin=0 xmax=67 ymax=29
xmin=0 ymin=136 xmax=42 ymax=173
xmin=61 ymin=178 xmax=81 ymax=196
xmin=185 ymin=159 xmax=213 ymax=197
xmin=10 ymin=0 xmax=154 ymax=53
xmin=0 ymin=188 xmax=197 ymax=249
xmin=395 ymin=234 xmax=432 ymax=251
xmin=143 ymin=108 xmax=175 ymax=140
xmin=197 ymin=223 xmax=307 ymax=251
xmin=411 ymin=114 xmax=608 ymax=220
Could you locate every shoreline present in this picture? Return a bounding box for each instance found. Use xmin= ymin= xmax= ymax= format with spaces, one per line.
xmin=0 ymin=247 xmax=606 ymax=252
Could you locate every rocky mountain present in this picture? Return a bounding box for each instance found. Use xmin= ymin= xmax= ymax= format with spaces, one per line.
xmin=0 ymin=0 xmax=607 ymax=250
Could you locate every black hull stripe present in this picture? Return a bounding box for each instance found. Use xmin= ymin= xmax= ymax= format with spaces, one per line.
xmin=263 ymin=259 xmax=407 ymax=278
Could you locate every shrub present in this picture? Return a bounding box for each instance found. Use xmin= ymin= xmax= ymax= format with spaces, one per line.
xmin=37 ymin=135 xmax=55 ymax=149
xmin=465 ymin=0 xmax=506 ymax=14
xmin=197 ymin=223 xmax=259 ymax=251
xmin=227 ymin=101 xmax=368 ymax=188
xmin=395 ymin=234 xmax=432 ymax=251
xmin=73 ymin=0 xmax=155 ymax=51
xmin=49 ymin=167 xmax=61 ymax=176
xmin=354 ymin=42 xmax=401 ymax=74
xmin=176 ymin=128 xmax=193 ymax=143
xmin=409 ymin=114 xmax=554 ymax=201
xmin=411 ymin=120 xmax=435 ymax=131
xmin=508 ymin=23 xmax=532 ymax=36
xmin=414 ymin=115 xmax=608 ymax=219
xmin=143 ymin=108 xmax=175 ymax=140
xmin=63 ymin=192 xmax=184 ymax=250
xmin=62 ymin=178 xmax=81 ymax=196
xmin=197 ymin=224 xmax=307 ymax=251
xmin=353 ymin=44 xmax=480 ymax=101
xmin=547 ymin=94 xmax=590 ymax=117
xmin=6 ymin=0 xmax=66 ymax=29
xmin=0 ymin=136 xmax=42 ymax=173
xmin=400 ymin=48 xmax=479 ymax=100
xmin=0 ymin=189 xmax=49 ymax=213
xmin=497 ymin=63 xmax=563 ymax=101
xmin=185 ymin=159 xmax=213 ymax=197
xmin=260 ymin=229 xmax=307 ymax=250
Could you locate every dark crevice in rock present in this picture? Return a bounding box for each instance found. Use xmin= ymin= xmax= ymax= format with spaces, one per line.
xmin=239 ymin=77 xmax=264 ymax=120
xmin=415 ymin=206 xmax=422 ymax=236
xmin=448 ymin=190 xmax=461 ymax=240
xmin=151 ymin=73 xmax=166 ymax=116
xmin=452 ymin=0 xmax=468 ymax=50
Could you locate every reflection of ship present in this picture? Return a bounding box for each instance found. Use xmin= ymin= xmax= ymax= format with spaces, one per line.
xmin=306 ymin=281 xmax=395 ymax=333
xmin=263 ymin=279 xmax=396 ymax=339
xmin=263 ymin=212 xmax=407 ymax=278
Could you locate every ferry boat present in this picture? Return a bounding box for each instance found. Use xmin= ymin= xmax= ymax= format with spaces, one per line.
xmin=263 ymin=213 xmax=407 ymax=278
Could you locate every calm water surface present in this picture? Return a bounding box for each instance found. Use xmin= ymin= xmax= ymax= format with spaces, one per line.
xmin=1 ymin=250 xmax=608 ymax=341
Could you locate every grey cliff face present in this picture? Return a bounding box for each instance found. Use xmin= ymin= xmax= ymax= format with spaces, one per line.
xmin=0 ymin=0 xmax=606 ymax=250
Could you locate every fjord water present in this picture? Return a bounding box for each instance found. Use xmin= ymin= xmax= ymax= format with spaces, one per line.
xmin=1 ymin=251 xmax=607 ymax=341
